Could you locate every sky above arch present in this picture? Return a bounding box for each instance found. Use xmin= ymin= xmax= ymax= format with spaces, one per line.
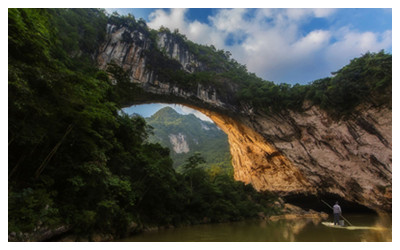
xmin=123 ymin=103 xmax=214 ymax=122
xmin=106 ymin=7 xmax=392 ymax=84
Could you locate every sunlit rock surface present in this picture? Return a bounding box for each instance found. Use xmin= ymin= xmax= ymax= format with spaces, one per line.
xmin=204 ymin=104 xmax=391 ymax=212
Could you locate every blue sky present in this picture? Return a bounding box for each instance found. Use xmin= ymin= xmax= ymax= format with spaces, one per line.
xmin=106 ymin=8 xmax=392 ymax=84
xmin=123 ymin=103 xmax=214 ymax=122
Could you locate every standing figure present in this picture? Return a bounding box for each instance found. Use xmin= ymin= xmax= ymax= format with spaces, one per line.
xmin=333 ymin=201 xmax=342 ymax=225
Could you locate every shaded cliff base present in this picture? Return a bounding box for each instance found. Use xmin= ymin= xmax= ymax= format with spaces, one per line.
xmin=268 ymin=203 xmax=329 ymax=222
xmin=283 ymin=193 xmax=378 ymax=214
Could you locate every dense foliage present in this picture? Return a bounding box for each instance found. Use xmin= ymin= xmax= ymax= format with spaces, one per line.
xmin=8 ymin=8 xmax=279 ymax=241
xmin=235 ymin=50 xmax=392 ymax=117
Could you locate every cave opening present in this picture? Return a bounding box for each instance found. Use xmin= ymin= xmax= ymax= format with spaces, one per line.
xmin=283 ymin=193 xmax=377 ymax=214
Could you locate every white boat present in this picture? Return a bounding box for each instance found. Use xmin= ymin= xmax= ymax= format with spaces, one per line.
xmin=321 ymin=222 xmax=387 ymax=231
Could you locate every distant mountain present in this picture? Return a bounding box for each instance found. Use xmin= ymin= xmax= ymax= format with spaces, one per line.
xmin=145 ymin=107 xmax=232 ymax=171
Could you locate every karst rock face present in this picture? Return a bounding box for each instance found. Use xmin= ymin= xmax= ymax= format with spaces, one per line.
xmin=97 ymin=24 xmax=392 ymax=212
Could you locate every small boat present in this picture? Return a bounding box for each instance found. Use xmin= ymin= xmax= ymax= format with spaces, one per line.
xmin=322 ymin=222 xmax=347 ymax=228
xmin=321 ymin=222 xmax=387 ymax=231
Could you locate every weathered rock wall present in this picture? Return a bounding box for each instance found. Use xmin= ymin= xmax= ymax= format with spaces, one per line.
xmin=193 ymin=103 xmax=391 ymax=212
xmin=156 ymin=32 xmax=203 ymax=73
xmin=243 ymin=103 xmax=392 ymax=211
xmin=97 ymin=24 xmax=154 ymax=83
xmin=97 ymin=25 xmax=227 ymax=108
xmin=194 ymin=106 xmax=315 ymax=194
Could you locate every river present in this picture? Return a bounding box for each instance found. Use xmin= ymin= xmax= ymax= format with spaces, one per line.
xmin=119 ymin=214 xmax=391 ymax=242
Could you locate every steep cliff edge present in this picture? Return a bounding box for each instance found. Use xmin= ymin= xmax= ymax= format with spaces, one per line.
xmin=97 ymin=23 xmax=391 ymax=212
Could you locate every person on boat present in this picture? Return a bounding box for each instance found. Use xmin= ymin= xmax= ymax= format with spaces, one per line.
xmin=333 ymin=201 xmax=342 ymax=225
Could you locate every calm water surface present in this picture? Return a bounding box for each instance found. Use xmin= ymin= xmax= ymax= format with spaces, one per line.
xmin=119 ymin=214 xmax=391 ymax=242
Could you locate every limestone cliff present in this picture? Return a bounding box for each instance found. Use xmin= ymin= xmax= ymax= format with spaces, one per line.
xmin=98 ymin=24 xmax=154 ymax=83
xmin=169 ymin=133 xmax=190 ymax=154
xmin=97 ymin=24 xmax=229 ymax=109
xmin=96 ymin=23 xmax=392 ymax=212
xmin=156 ymin=32 xmax=203 ymax=73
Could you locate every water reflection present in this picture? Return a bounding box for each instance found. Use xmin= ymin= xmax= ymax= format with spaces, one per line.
xmin=258 ymin=216 xmax=326 ymax=241
xmin=120 ymin=214 xmax=391 ymax=242
xmin=280 ymin=217 xmax=325 ymax=241
xmin=360 ymin=213 xmax=392 ymax=242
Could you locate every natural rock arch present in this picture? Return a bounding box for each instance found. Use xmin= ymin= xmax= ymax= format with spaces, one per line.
xmin=123 ymin=91 xmax=391 ymax=213
xmin=128 ymin=100 xmax=314 ymax=194
xmin=98 ymin=24 xmax=392 ymax=212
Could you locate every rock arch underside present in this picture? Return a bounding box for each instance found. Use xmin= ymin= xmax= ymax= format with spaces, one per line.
xmin=97 ymin=24 xmax=392 ymax=212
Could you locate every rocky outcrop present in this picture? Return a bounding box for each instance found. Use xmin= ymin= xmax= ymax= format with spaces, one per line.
xmin=9 ymin=225 xmax=71 ymax=242
xmin=97 ymin=25 xmax=201 ymax=81
xmin=157 ymin=32 xmax=203 ymax=73
xmin=97 ymin=24 xmax=230 ymax=110
xmin=169 ymin=133 xmax=190 ymax=153
xmin=97 ymin=24 xmax=154 ymax=83
xmin=96 ymin=24 xmax=392 ymax=212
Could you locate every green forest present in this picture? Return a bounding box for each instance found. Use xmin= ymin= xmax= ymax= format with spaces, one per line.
xmin=8 ymin=8 xmax=391 ymax=241
xmin=8 ymin=9 xmax=279 ymax=241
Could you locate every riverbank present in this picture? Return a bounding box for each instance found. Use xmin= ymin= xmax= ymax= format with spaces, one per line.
xmin=118 ymin=213 xmax=391 ymax=242
xmin=8 ymin=225 xmax=71 ymax=242
xmin=55 ymin=203 xmax=329 ymax=242
xmin=6 ymin=201 xmax=342 ymax=242
xmin=8 ymin=205 xmax=330 ymax=242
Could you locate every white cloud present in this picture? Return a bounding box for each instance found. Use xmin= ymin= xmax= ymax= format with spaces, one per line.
xmin=148 ymin=8 xmax=225 ymax=48
xmin=148 ymin=8 xmax=188 ymax=32
xmin=312 ymin=8 xmax=337 ymax=18
xmin=293 ymin=30 xmax=331 ymax=56
xmin=159 ymin=104 xmax=214 ymax=122
xmin=286 ymin=8 xmax=313 ymax=21
xmin=208 ymin=8 xmax=248 ymax=33
xmin=178 ymin=106 xmax=213 ymax=122
xmin=146 ymin=8 xmax=391 ymax=84
xmin=187 ymin=21 xmax=209 ymax=43
xmin=325 ymin=28 xmax=392 ymax=72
